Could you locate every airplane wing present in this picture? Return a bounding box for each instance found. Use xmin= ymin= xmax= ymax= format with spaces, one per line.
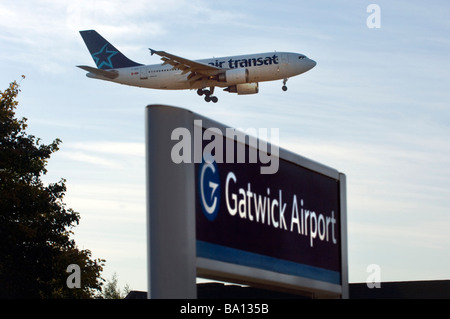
xmin=149 ymin=49 xmax=223 ymax=86
xmin=77 ymin=65 xmax=119 ymax=79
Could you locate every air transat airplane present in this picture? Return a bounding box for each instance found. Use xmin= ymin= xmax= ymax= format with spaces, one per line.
xmin=78 ymin=30 xmax=316 ymax=103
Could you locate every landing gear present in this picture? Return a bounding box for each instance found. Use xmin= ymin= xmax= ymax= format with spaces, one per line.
xmin=204 ymin=95 xmax=218 ymax=103
xmin=197 ymin=87 xmax=218 ymax=103
xmin=282 ymin=78 xmax=288 ymax=91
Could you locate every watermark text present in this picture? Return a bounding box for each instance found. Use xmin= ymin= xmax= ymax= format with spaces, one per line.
xmin=171 ymin=120 xmax=279 ymax=174
xmin=366 ymin=263 xmax=381 ymax=288
xmin=66 ymin=264 xmax=81 ymax=289
xmin=367 ymin=4 xmax=381 ymax=29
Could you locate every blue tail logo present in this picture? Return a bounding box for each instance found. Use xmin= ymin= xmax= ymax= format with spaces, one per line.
xmin=91 ymin=44 xmax=119 ymax=69
xmin=79 ymin=30 xmax=142 ymax=70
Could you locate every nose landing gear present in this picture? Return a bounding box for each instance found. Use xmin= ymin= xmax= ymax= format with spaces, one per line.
xmin=197 ymin=87 xmax=218 ymax=103
xmin=282 ymin=78 xmax=288 ymax=91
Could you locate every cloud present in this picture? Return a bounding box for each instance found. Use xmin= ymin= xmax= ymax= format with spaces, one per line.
xmin=58 ymin=141 xmax=144 ymax=169
xmin=71 ymin=141 xmax=145 ymax=157
xmin=0 ymin=0 xmax=171 ymax=72
xmin=65 ymin=0 xmax=168 ymax=36
xmin=61 ymin=151 xmax=123 ymax=169
xmin=66 ymin=182 xmax=145 ymax=219
xmin=64 ymin=180 xmax=147 ymax=290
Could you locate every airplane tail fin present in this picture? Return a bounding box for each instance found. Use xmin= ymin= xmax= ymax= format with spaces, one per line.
xmin=79 ymin=30 xmax=142 ymax=70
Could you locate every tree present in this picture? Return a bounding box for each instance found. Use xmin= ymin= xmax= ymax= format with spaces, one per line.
xmin=0 ymin=77 xmax=105 ymax=298
xmin=102 ymin=273 xmax=130 ymax=299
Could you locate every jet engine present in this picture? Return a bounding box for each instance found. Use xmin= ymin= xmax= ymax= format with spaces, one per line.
xmin=224 ymin=83 xmax=259 ymax=95
xmin=217 ymin=68 xmax=249 ymax=84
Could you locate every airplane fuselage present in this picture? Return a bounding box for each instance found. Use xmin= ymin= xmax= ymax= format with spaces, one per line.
xmin=78 ymin=30 xmax=316 ymax=102
xmin=86 ymin=52 xmax=316 ymax=90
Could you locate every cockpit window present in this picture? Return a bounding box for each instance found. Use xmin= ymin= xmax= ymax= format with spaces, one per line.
xmin=298 ymin=55 xmax=306 ymax=59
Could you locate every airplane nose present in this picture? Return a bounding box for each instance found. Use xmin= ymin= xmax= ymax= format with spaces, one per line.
xmin=307 ymin=59 xmax=317 ymax=70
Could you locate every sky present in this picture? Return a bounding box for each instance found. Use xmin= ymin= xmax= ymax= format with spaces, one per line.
xmin=1 ymin=0 xmax=450 ymax=293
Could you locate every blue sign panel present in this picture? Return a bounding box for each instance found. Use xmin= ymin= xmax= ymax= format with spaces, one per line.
xmin=195 ymin=134 xmax=342 ymax=285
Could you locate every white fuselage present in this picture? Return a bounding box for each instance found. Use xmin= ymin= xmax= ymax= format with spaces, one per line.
xmin=86 ymin=52 xmax=316 ymax=90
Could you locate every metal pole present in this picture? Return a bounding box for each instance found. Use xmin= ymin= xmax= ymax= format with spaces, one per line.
xmin=145 ymin=105 xmax=197 ymax=299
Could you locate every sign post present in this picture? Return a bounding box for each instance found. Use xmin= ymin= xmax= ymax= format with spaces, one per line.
xmin=146 ymin=105 xmax=197 ymax=298
xmin=146 ymin=104 xmax=348 ymax=299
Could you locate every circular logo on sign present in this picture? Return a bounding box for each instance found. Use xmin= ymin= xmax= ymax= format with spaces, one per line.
xmin=199 ymin=155 xmax=221 ymax=221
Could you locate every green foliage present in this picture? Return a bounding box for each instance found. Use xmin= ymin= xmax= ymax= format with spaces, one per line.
xmin=102 ymin=273 xmax=130 ymax=299
xmin=0 ymin=77 xmax=105 ymax=298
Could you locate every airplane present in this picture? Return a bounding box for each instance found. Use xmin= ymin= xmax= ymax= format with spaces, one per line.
xmin=77 ymin=30 xmax=316 ymax=103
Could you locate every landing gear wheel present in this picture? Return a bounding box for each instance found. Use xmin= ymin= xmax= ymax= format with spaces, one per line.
xmin=204 ymin=95 xmax=218 ymax=103
xmin=199 ymin=87 xmax=218 ymax=103
xmin=282 ymin=78 xmax=288 ymax=91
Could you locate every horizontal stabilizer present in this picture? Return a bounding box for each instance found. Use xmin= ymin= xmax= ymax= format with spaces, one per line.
xmin=77 ymin=65 xmax=119 ymax=79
